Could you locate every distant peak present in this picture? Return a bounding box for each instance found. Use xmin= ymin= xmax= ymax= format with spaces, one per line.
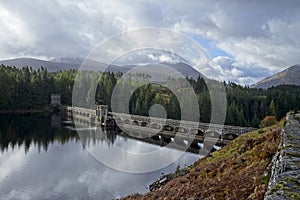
xmin=253 ymin=64 xmax=300 ymax=89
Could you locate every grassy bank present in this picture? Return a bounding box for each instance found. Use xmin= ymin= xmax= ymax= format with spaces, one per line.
xmin=123 ymin=120 xmax=284 ymax=200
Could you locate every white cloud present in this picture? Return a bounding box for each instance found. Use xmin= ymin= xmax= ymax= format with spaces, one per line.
xmin=0 ymin=4 xmax=36 ymax=58
xmin=211 ymin=55 xmax=270 ymax=85
xmin=147 ymin=53 xmax=177 ymax=63
xmin=167 ymin=0 xmax=300 ymax=80
xmin=212 ymin=56 xmax=234 ymax=70
xmin=231 ymin=68 xmax=243 ymax=77
xmin=0 ymin=0 xmax=300 ymax=84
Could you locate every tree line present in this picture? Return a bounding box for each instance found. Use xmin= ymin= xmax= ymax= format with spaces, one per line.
xmin=1 ymin=64 xmax=300 ymax=128
xmin=0 ymin=65 xmax=76 ymax=110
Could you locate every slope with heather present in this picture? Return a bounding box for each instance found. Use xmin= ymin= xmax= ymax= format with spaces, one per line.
xmin=123 ymin=121 xmax=284 ymax=200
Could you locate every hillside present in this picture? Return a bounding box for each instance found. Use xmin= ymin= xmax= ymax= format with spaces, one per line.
xmin=253 ymin=64 xmax=300 ymax=89
xmin=0 ymin=57 xmax=80 ymax=72
xmin=123 ymin=121 xmax=284 ymax=200
xmin=0 ymin=57 xmax=201 ymax=79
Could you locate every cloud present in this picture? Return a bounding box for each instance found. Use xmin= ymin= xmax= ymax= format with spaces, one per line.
xmin=212 ymin=56 xmax=234 ymax=70
xmin=147 ymin=53 xmax=178 ymax=63
xmin=211 ymin=56 xmax=271 ymax=85
xmin=169 ymin=0 xmax=300 ymax=74
xmin=0 ymin=0 xmax=300 ymax=84
xmin=0 ymin=0 xmax=127 ymax=59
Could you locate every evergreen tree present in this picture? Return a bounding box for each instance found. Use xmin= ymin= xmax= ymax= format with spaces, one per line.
xmin=269 ymin=99 xmax=276 ymax=116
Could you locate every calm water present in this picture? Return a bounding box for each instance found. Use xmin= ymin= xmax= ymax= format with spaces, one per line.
xmin=0 ymin=114 xmax=201 ymax=200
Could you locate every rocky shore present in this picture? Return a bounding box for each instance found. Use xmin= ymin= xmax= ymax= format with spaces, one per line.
xmin=149 ymin=166 xmax=187 ymax=192
xmin=122 ymin=119 xmax=284 ymax=200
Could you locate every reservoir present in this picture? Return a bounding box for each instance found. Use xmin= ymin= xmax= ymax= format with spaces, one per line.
xmin=0 ymin=114 xmax=201 ymax=200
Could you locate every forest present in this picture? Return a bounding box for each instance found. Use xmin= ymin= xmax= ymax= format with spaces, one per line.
xmin=0 ymin=64 xmax=300 ymax=128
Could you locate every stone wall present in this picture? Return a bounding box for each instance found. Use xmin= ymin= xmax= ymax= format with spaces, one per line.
xmin=264 ymin=113 xmax=300 ymax=200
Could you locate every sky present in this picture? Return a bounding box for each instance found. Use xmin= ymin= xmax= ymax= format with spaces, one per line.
xmin=0 ymin=0 xmax=300 ymax=85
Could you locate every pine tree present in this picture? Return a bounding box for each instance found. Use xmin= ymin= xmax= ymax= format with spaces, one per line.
xmin=269 ymin=99 xmax=276 ymax=116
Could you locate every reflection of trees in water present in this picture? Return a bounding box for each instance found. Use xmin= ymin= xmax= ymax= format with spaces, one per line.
xmin=78 ymin=128 xmax=117 ymax=148
xmin=0 ymin=114 xmax=201 ymax=154
xmin=0 ymin=114 xmax=119 ymax=153
xmin=0 ymin=114 xmax=79 ymax=153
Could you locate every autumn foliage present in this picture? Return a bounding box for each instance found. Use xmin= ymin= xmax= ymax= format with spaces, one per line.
xmin=123 ymin=123 xmax=282 ymax=200
xmin=259 ymin=116 xmax=278 ymax=128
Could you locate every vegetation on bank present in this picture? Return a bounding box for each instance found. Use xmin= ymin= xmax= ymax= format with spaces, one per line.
xmin=1 ymin=64 xmax=300 ymax=127
xmin=259 ymin=116 xmax=278 ymax=128
xmin=123 ymin=120 xmax=284 ymax=200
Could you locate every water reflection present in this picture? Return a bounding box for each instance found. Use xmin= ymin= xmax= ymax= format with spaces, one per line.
xmin=0 ymin=114 xmax=201 ymax=199
xmin=0 ymin=114 xmax=79 ymax=153
xmin=0 ymin=114 xmax=201 ymax=155
xmin=51 ymin=114 xmax=61 ymax=128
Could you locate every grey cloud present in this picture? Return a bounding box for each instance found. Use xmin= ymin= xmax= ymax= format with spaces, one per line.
xmin=0 ymin=0 xmax=300 ymax=84
xmin=169 ymin=0 xmax=300 ymax=74
xmin=0 ymin=0 xmax=126 ymax=58
xmin=212 ymin=55 xmax=272 ymax=85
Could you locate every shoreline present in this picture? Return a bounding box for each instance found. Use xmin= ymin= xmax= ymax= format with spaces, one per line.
xmin=0 ymin=108 xmax=52 ymax=114
xmin=122 ymin=120 xmax=284 ymax=199
xmin=148 ymin=165 xmax=189 ymax=192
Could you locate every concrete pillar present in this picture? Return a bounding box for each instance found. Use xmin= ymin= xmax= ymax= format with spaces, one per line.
xmin=96 ymin=105 xmax=108 ymax=126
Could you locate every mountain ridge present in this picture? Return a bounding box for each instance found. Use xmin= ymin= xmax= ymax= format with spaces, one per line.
xmin=253 ymin=64 xmax=300 ymax=89
xmin=0 ymin=57 xmax=202 ymax=79
xmin=0 ymin=57 xmax=80 ymax=72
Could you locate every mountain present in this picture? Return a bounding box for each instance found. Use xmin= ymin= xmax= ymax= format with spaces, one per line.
xmin=161 ymin=62 xmax=202 ymax=80
xmin=253 ymin=64 xmax=300 ymax=89
xmin=0 ymin=57 xmax=202 ymax=79
xmin=118 ymin=62 xmax=202 ymax=80
xmin=0 ymin=57 xmax=118 ymax=72
xmin=0 ymin=58 xmax=80 ymax=72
